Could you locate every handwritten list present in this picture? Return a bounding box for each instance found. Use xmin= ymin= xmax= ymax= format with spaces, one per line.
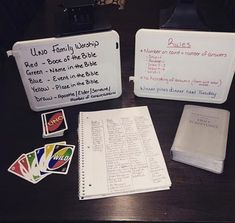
xmin=134 ymin=29 xmax=235 ymax=103
xmin=11 ymin=31 xmax=121 ymax=111
xmin=78 ymin=106 xmax=171 ymax=200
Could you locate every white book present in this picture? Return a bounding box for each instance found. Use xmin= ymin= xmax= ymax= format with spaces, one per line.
xmin=171 ymin=105 xmax=230 ymax=174
xmin=78 ymin=106 xmax=171 ymax=200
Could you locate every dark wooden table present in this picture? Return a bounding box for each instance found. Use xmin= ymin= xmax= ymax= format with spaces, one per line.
xmin=1 ymin=1 xmax=235 ymax=222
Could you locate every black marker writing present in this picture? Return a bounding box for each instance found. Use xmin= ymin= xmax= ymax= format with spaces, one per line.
xmin=52 ymin=44 xmax=75 ymax=55
xmin=30 ymin=48 xmax=48 ymax=56
xmin=75 ymin=41 xmax=99 ymax=49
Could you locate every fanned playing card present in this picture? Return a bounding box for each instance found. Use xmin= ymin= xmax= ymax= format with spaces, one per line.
xmin=8 ymin=154 xmax=34 ymax=183
xmin=46 ymin=144 xmax=75 ymax=175
xmin=8 ymin=141 xmax=75 ymax=184
xmin=40 ymin=141 xmax=66 ymax=172
xmin=26 ymin=151 xmax=46 ymax=183
xmin=35 ymin=147 xmax=51 ymax=176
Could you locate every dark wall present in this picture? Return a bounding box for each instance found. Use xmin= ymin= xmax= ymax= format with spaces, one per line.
xmin=0 ymin=0 xmax=44 ymax=62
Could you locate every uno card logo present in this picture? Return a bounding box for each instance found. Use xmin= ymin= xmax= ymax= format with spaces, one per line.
xmin=47 ymin=112 xmax=64 ymax=132
xmin=48 ymin=147 xmax=73 ymax=170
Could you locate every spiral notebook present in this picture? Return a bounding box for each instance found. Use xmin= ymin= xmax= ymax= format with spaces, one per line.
xmin=78 ymin=106 xmax=171 ymax=200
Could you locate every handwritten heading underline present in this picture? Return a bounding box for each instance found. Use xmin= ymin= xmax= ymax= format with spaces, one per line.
xmin=167 ymin=46 xmax=191 ymax=49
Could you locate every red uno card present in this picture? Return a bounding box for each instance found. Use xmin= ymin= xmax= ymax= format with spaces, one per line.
xmin=8 ymin=154 xmax=34 ymax=183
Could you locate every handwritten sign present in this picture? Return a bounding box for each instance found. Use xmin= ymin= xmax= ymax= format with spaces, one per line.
xmin=132 ymin=29 xmax=235 ymax=103
xmin=8 ymin=30 xmax=121 ymax=111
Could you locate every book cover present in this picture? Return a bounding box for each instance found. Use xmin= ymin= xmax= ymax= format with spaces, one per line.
xmin=171 ymin=105 xmax=230 ymax=174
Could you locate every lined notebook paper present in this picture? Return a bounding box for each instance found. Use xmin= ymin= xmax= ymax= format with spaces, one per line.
xmin=78 ymin=106 xmax=171 ymax=200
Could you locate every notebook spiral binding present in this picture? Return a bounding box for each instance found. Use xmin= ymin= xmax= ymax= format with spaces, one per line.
xmin=78 ymin=112 xmax=85 ymax=199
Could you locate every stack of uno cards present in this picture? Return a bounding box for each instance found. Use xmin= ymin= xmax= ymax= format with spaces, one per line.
xmin=41 ymin=109 xmax=68 ymax=138
xmin=8 ymin=142 xmax=75 ymax=184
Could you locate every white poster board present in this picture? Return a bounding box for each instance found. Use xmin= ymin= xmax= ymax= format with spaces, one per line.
xmin=8 ymin=30 xmax=121 ymax=111
xmin=132 ymin=29 xmax=235 ymax=103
